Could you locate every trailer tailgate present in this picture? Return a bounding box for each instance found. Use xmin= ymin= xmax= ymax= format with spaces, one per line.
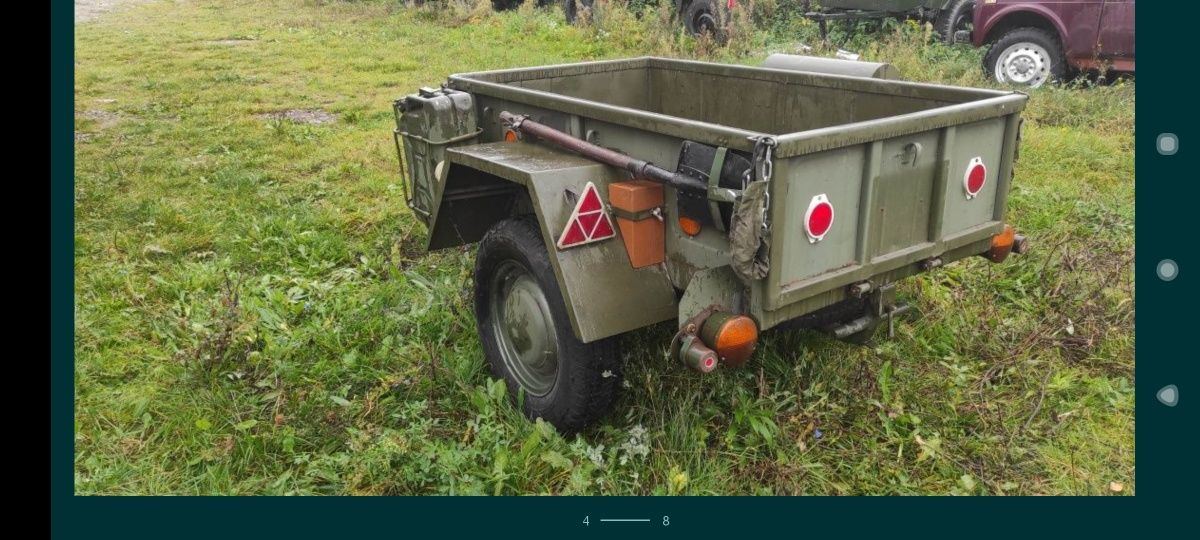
xmin=763 ymin=112 xmax=1023 ymax=311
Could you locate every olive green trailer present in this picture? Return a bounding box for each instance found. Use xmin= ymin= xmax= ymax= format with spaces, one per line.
xmin=393 ymin=56 xmax=1028 ymax=432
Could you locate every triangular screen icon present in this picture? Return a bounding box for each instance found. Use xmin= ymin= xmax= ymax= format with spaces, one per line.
xmin=556 ymin=181 xmax=617 ymax=249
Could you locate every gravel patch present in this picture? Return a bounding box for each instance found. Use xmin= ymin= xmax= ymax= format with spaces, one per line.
xmin=77 ymin=109 xmax=122 ymax=129
xmin=76 ymin=0 xmax=152 ymax=24
xmin=206 ymin=39 xmax=256 ymax=46
xmin=261 ymin=109 xmax=339 ymax=125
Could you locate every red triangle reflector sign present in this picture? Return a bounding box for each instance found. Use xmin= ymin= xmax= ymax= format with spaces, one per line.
xmin=557 ymin=182 xmax=616 ymax=250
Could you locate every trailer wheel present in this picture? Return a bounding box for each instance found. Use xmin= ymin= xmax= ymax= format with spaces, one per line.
xmin=983 ymin=27 xmax=1066 ymax=88
xmin=935 ymin=0 xmax=974 ymax=44
xmin=474 ymin=217 xmax=621 ymax=434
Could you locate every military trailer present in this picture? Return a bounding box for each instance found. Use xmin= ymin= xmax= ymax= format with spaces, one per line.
xmin=559 ymin=1 xmax=977 ymax=44
xmin=805 ymin=1 xmax=978 ymax=43
xmin=392 ymin=56 xmax=1029 ymax=433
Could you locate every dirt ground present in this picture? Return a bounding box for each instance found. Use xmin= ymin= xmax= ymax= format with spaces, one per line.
xmin=75 ymin=0 xmax=150 ymax=23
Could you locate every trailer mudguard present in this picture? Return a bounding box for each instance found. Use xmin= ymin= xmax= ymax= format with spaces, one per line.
xmin=439 ymin=142 xmax=678 ymax=343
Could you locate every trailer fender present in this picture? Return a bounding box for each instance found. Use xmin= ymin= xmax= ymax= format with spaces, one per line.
xmin=442 ymin=142 xmax=678 ymax=343
xmin=423 ymin=160 xmax=526 ymax=252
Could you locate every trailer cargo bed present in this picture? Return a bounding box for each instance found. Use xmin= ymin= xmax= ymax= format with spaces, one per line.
xmin=393 ymin=56 xmax=1030 ymax=431
xmin=449 ymin=57 xmax=1023 ymax=150
xmin=436 ymin=57 xmax=1027 ymax=331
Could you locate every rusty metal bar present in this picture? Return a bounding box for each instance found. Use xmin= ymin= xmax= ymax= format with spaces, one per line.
xmin=499 ymin=111 xmax=708 ymax=193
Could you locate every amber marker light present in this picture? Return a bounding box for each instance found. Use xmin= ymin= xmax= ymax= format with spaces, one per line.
xmin=678 ymin=216 xmax=702 ymax=236
xmin=986 ymin=224 xmax=1016 ymax=263
xmin=700 ymin=312 xmax=759 ymax=367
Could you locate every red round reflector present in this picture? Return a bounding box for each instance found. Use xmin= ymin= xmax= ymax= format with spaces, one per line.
xmin=809 ymin=204 xmax=833 ymax=235
xmin=804 ymin=194 xmax=835 ymax=243
xmin=964 ymin=158 xmax=987 ymax=198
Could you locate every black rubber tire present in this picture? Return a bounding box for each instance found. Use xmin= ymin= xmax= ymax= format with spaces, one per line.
xmin=563 ymin=0 xmax=593 ymax=23
xmin=683 ymin=0 xmax=727 ymax=40
xmin=935 ymin=0 xmax=975 ymax=44
xmin=983 ymin=27 xmax=1067 ymax=87
xmin=474 ymin=217 xmax=621 ymax=434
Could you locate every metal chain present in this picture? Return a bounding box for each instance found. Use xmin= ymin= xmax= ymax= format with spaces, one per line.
xmin=749 ymin=135 xmax=777 ymax=231
xmin=762 ymin=189 xmax=771 ymax=231
xmin=758 ymin=140 xmax=775 ymax=182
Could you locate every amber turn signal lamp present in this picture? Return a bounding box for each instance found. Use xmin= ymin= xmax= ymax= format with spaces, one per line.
xmin=986 ymin=224 xmax=1016 ymax=263
xmin=678 ymin=216 xmax=702 ymax=236
xmin=504 ymin=129 xmax=520 ymax=142
xmin=699 ymin=312 xmax=759 ymax=368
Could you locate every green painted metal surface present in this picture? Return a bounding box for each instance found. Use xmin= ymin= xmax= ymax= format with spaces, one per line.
xmin=679 ymin=266 xmax=745 ymax=330
xmin=399 ymin=57 xmax=1028 ymax=341
xmin=394 ymin=88 xmax=479 ymax=225
xmin=487 ymin=258 xmax=559 ymax=396
xmin=445 ymin=142 xmax=677 ymax=343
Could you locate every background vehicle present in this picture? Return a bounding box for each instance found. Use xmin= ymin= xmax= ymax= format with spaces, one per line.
xmin=805 ymin=0 xmax=977 ymax=43
xmin=560 ymin=0 xmax=977 ymax=43
xmin=968 ymin=0 xmax=1135 ymax=87
xmin=393 ymin=56 xmax=1029 ymax=432
xmin=561 ymin=0 xmax=737 ymax=36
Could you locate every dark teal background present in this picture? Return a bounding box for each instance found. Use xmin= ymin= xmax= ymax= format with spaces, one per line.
xmin=52 ymin=1 xmax=1193 ymax=536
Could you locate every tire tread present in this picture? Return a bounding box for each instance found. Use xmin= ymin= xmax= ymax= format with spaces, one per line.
xmin=474 ymin=216 xmax=620 ymax=434
xmin=983 ymin=26 xmax=1067 ymax=86
xmin=935 ymin=0 xmax=974 ymax=44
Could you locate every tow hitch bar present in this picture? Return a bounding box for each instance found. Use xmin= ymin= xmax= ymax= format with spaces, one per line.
xmin=830 ymin=303 xmax=912 ymax=340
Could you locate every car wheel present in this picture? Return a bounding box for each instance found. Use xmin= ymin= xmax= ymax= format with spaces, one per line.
xmin=936 ymin=0 xmax=975 ymax=44
xmin=563 ymin=0 xmax=594 ymax=23
xmin=983 ymin=27 xmax=1067 ymax=88
xmin=474 ymin=216 xmax=621 ymax=434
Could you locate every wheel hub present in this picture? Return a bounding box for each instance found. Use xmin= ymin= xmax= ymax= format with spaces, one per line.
xmin=1013 ymin=57 xmax=1034 ymax=75
xmin=997 ymin=42 xmax=1050 ymax=87
xmin=490 ymin=260 xmax=558 ymax=396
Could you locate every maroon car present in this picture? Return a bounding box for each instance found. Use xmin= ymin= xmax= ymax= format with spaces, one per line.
xmin=969 ymin=0 xmax=1135 ymax=87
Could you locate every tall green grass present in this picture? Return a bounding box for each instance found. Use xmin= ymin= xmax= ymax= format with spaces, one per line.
xmin=74 ymin=0 xmax=1133 ymax=495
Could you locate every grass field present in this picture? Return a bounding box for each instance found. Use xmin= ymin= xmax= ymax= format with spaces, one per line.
xmin=73 ymin=0 xmax=1135 ymax=495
